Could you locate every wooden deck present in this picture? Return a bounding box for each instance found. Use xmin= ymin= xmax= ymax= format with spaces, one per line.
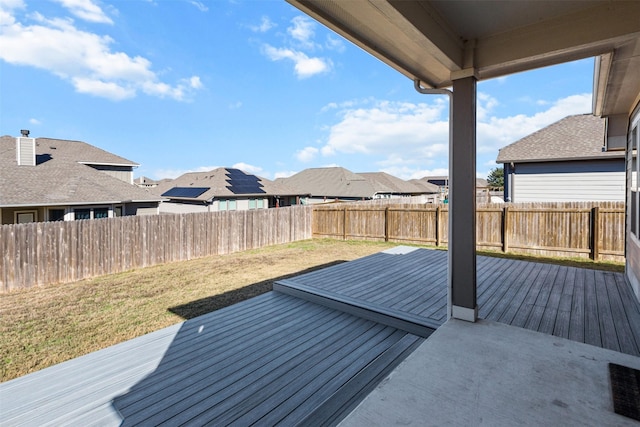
xmin=0 ymin=292 xmax=423 ymax=426
xmin=277 ymin=247 xmax=640 ymax=356
xmin=2 ymin=246 xmax=640 ymax=426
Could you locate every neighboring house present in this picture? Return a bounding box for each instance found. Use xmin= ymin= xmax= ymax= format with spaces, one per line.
xmin=408 ymin=179 xmax=442 ymax=203
xmin=358 ymin=172 xmax=440 ymax=200
xmin=414 ymin=176 xmax=490 ymax=202
xmin=278 ymin=167 xmax=441 ymax=204
xmin=152 ymin=168 xmax=306 ymax=214
xmin=134 ymin=176 xmax=171 ymax=189
xmin=0 ymin=133 xmax=161 ymax=224
xmin=276 ymin=167 xmax=376 ymax=204
xmin=496 ymin=114 xmax=625 ymax=202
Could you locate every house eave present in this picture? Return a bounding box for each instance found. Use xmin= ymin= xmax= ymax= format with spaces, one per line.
xmin=78 ymin=161 xmax=139 ymax=168
xmin=497 ymin=154 xmax=626 ymax=165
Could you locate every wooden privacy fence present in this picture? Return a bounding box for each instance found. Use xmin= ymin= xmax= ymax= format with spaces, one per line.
xmin=312 ymin=202 xmax=625 ymax=262
xmin=0 ymin=206 xmax=312 ymax=292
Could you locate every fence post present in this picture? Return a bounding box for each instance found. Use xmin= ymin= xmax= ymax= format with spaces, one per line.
xmin=591 ymin=206 xmax=600 ymax=261
xmin=384 ymin=207 xmax=390 ymax=242
xmin=343 ymin=207 xmax=348 ymax=240
xmin=436 ymin=205 xmax=441 ymax=246
xmin=502 ymin=206 xmax=510 ymax=253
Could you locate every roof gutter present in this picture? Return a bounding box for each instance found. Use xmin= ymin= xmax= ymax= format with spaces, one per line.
xmin=0 ymin=199 xmax=161 ymax=208
xmin=592 ymin=52 xmax=613 ymax=117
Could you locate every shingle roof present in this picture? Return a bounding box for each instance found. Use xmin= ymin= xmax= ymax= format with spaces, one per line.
xmin=152 ymin=168 xmax=304 ymax=201
xmin=0 ymin=136 xmax=160 ymax=207
xmin=358 ymin=172 xmax=436 ymax=195
xmin=407 ymin=179 xmax=441 ymax=193
xmin=496 ymin=114 xmax=622 ymax=164
xmin=416 ymin=177 xmax=488 ymax=188
xmin=276 ymin=167 xmax=376 ymax=199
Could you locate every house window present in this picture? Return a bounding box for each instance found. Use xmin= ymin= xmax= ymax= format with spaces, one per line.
xmin=257 ymin=199 xmax=264 ymax=209
xmin=219 ymin=199 xmax=237 ymax=211
xmin=114 ymin=206 xmax=123 ymax=217
xmin=94 ymin=208 xmax=109 ymax=219
xmin=249 ymin=199 xmax=256 ymax=210
xmin=48 ymin=209 xmax=65 ymax=221
xmin=74 ymin=209 xmax=91 ymax=220
xmin=15 ymin=210 xmax=37 ymax=224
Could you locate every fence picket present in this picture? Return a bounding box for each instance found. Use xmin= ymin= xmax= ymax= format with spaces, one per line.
xmin=0 ymin=206 xmax=313 ymax=292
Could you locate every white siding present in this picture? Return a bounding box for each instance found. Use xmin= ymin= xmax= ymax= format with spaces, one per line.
xmin=626 ymin=104 xmax=640 ymax=302
xmin=159 ymin=202 xmax=209 ymax=214
xmin=17 ymin=137 xmax=35 ymax=166
xmin=511 ymin=160 xmax=624 ymax=202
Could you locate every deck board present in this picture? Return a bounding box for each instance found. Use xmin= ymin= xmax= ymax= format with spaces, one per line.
xmin=277 ymin=248 xmax=640 ymax=357
xmin=1 ymin=292 xmax=424 ymax=427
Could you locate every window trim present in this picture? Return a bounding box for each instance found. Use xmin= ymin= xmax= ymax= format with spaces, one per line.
xmin=15 ymin=210 xmax=37 ymax=224
xmin=47 ymin=208 xmax=66 ymax=222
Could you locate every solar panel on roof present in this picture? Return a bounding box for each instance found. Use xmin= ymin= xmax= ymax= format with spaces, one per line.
xmin=161 ymin=187 xmax=210 ymax=198
xmin=225 ymin=169 xmax=266 ymax=194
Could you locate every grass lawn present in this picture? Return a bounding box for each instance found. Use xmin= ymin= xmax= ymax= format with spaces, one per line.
xmin=0 ymin=239 xmax=624 ymax=382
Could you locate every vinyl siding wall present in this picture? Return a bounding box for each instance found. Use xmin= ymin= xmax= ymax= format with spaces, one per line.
xmin=89 ymin=165 xmax=134 ymax=184
xmin=626 ymin=102 xmax=640 ymax=302
xmin=508 ymin=159 xmax=625 ymax=202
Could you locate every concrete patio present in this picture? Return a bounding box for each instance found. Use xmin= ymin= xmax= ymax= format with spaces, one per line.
xmin=341 ymin=318 xmax=640 ymax=427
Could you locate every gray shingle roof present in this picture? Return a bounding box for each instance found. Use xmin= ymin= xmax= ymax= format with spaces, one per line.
xmin=496 ymin=114 xmax=622 ymax=164
xmin=0 ymin=136 xmax=160 ymax=207
xmin=152 ymin=168 xmax=304 ymax=201
xmin=276 ymin=167 xmax=376 ymax=199
xmin=358 ymin=172 xmax=436 ymax=195
xmin=407 ymin=179 xmax=441 ymax=193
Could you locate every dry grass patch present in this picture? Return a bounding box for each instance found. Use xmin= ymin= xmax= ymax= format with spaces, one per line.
xmin=0 ymin=239 xmax=398 ymax=382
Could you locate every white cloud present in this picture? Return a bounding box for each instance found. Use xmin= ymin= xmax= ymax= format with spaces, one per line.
xmin=274 ymin=170 xmax=297 ymax=179
xmin=232 ymin=162 xmax=264 ymax=176
xmin=296 ymin=146 xmax=318 ymax=162
xmin=287 ymin=16 xmax=317 ymax=50
xmin=53 ymin=0 xmax=113 ymax=24
xmin=322 ymin=100 xmax=448 ymax=157
xmin=188 ymin=1 xmax=208 ymax=12
xmin=262 ymin=45 xmax=331 ymax=78
xmin=249 ymin=16 xmax=275 ymax=33
xmin=29 ymin=118 xmax=41 ymax=125
xmin=257 ymin=15 xmax=337 ymax=79
xmin=0 ymin=4 xmax=203 ymax=101
xmin=325 ymin=34 xmax=345 ymax=53
xmin=228 ymin=101 xmax=242 ymax=109
xmin=313 ymin=92 xmax=592 ymax=180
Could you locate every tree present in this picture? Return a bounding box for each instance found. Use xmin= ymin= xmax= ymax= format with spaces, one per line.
xmin=487 ymin=167 xmax=504 ymax=188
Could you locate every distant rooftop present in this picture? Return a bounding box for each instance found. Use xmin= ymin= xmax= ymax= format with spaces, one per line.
xmin=496 ymin=114 xmax=623 ymax=164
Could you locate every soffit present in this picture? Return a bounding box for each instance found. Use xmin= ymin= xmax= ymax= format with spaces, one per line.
xmin=288 ymin=0 xmax=640 ymax=115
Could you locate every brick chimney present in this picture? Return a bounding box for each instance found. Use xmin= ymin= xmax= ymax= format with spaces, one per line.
xmin=16 ymin=130 xmax=35 ymax=166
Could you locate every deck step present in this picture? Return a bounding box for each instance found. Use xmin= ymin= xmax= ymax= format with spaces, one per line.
xmin=274 ymin=280 xmax=438 ymax=337
xmin=296 ymin=333 xmax=424 ymax=426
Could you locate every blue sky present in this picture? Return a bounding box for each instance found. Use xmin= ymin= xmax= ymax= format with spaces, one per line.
xmin=0 ymin=0 xmax=594 ymax=181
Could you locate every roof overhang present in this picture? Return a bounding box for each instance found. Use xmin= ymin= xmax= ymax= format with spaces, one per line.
xmin=496 ymin=154 xmax=626 ymax=165
xmin=0 ymin=200 xmax=161 ymax=208
xmin=78 ymin=161 xmax=139 ymax=168
xmin=287 ymin=0 xmax=640 ymax=116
